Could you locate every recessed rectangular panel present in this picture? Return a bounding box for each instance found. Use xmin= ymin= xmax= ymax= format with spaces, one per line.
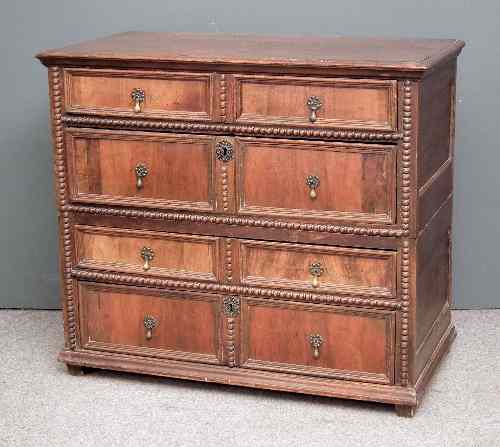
xmin=237 ymin=138 xmax=396 ymax=224
xmin=235 ymin=75 xmax=397 ymax=130
xmin=79 ymin=282 xmax=222 ymax=364
xmin=64 ymin=68 xmax=214 ymax=120
xmin=239 ymin=240 xmax=397 ymax=297
xmin=74 ymin=226 xmax=220 ymax=282
xmin=241 ymin=300 xmax=395 ymax=384
xmin=66 ymin=129 xmax=215 ymax=211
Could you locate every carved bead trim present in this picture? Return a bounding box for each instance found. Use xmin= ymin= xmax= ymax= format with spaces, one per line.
xmin=50 ymin=67 xmax=77 ymax=351
xmin=64 ymin=204 xmax=405 ymax=237
xmin=398 ymin=80 xmax=413 ymax=386
xmin=401 ymin=81 xmax=412 ymax=234
xmin=221 ymin=165 xmax=229 ymax=211
xmin=61 ymin=115 xmax=401 ymax=142
xmin=225 ymin=239 xmax=233 ymax=282
xmin=226 ymin=316 xmax=236 ymax=367
xmin=71 ymin=268 xmax=402 ymax=310
xmin=223 ymin=296 xmax=239 ymax=368
xmin=220 ymin=74 xmax=227 ymax=122
xmin=400 ymin=240 xmax=410 ymax=386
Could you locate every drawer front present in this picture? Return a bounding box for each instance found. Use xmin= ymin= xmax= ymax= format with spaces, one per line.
xmin=237 ymin=240 xmax=397 ymax=297
xmin=74 ymin=226 xmax=221 ymax=282
xmin=66 ymin=129 xmax=215 ymax=211
xmin=237 ymin=138 xmax=396 ymax=224
xmin=234 ymin=75 xmax=397 ymax=130
xmin=64 ymin=68 xmax=214 ymax=120
xmin=241 ymin=299 xmax=395 ymax=384
xmin=78 ymin=282 xmax=222 ymax=364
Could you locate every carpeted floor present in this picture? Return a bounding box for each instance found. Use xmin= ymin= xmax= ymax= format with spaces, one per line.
xmin=0 ymin=309 xmax=499 ymax=446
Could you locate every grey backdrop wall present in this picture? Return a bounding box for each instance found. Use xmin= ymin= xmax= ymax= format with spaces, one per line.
xmin=1 ymin=1 xmax=499 ymax=309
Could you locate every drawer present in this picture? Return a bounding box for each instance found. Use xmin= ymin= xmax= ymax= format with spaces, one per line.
xmin=236 ymin=240 xmax=397 ymax=298
xmin=66 ymin=129 xmax=216 ymax=212
xmin=74 ymin=226 xmax=222 ymax=282
xmin=236 ymin=138 xmax=396 ymax=224
xmin=241 ymin=299 xmax=395 ymax=384
xmin=233 ymin=74 xmax=397 ymax=131
xmin=78 ymin=282 xmax=222 ymax=364
xmin=64 ymin=68 xmax=215 ymax=120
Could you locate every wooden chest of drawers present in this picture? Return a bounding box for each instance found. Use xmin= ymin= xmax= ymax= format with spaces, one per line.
xmin=37 ymin=32 xmax=464 ymax=417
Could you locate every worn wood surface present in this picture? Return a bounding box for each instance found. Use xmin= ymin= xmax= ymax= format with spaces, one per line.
xmin=236 ymin=137 xmax=396 ymax=223
xmin=240 ymin=299 xmax=395 ymax=384
xmin=38 ymin=32 xmax=464 ymax=417
xmin=235 ymin=239 xmax=397 ymax=297
xmin=37 ymin=32 xmax=464 ymax=76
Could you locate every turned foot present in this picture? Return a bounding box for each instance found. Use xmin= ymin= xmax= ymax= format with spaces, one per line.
xmin=395 ymin=405 xmax=416 ymax=417
xmin=66 ymin=364 xmax=92 ymax=376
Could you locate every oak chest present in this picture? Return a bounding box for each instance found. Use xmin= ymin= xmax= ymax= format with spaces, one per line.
xmin=37 ymin=32 xmax=464 ymax=416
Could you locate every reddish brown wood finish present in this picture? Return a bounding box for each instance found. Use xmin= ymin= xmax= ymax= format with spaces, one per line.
xmin=74 ymin=225 xmax=221 ymax=282
xmin=37 ymin=32 xmax=464 ymax=77
xmin=64 ymin=68 xmax=215 ymax=120
xmin=236 ymin=137 xmax=396 ymax=224
xmin=78 ymin=282 xmax=222 ymax=364
xmin=234 ymin=75 xmax=397 ymax=130
xmin=66 ymin=129 xmax=215 ymax=212
xmin=240 ymin=299 xmax=395 ymax=384
xmin=236 ymin=239 xmax=397 ymax=297
xmin=38 ymin=32 xmax=464 ymax=418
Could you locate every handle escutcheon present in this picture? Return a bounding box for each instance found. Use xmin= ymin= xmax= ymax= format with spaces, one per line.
xmin=307 ymin=96 xmax=322 ymax=123
xmin=131 ymin=88 xmax=145 ymax=113
xmin=309 ymin=262 xmax=324 ymax=288
xmin=140 ymin=247 xmax=154 ymax=271
xmin=306 ymin=175 xmax=320 ymax=200
xmin=135 ymin=163 xmax=148 ymax=189
xmin=143 ymin=315 xmax=158 ymax=340
xmin=309 ymin=334 xmax=324 ymax=359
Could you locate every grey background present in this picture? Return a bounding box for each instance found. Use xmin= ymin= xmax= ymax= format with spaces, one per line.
xmin=1 ymin=1 xmax=498 ymax=309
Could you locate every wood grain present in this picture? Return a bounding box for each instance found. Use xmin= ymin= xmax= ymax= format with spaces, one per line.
xmin=237 ymin=137 xmax=396 ymax=224
xmin=234 ymin=75 xmax=397 ymax=130
xmin=79 ymin=282 xmax=222 ymax=364
xmin=64 ymin=68 xmax=214 ymax=120
xmin=66 ymin=128 xmax=215 ymax=212
xmin=38 ymin=32 xmax=464 ymax=417
xmin=236 ymin=239 xmax=397 ymax=297
xmin=74 ymin=225 xmax=221 ymax=281
xmin=240 ymin=299 xmax=395 ymax=384
xmin=37 ymin=32 xmax=464 ymax=76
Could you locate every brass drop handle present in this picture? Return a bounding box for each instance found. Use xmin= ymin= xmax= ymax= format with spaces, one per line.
xmin=307 ymin=96 xmax=322 ymax=123
xmin=309 ymin=334 xmax=324 ymax=359
xmin=140 ymin=247 xmax=154 ymax=271
xmin=143 ymin=315 xmax=158 ymax=340
xmin=131 ymin=88 xmax=145 ymax=113
xmin=135 ymin=163 xmax=148 ymax=189
xmin=309 ymin=262 xmax=324 ymax=288
xmin=306 ymin=175 xmax=320 ymax=200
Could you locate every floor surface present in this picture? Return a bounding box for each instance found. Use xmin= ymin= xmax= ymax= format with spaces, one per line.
xmin=0 ymin=309 xmax=499 ymax=446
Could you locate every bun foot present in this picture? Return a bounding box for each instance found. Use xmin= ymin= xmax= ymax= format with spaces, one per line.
xmin=395 ymin=405 xmax=416 ymax=417
xmin=66 ymin=364 xmax=92 ymax=376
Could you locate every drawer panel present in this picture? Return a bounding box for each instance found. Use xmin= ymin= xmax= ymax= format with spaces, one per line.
xmin=78 ymin=282 xmax=222 ymax=364
xmin=237 ymin=240 xmax=397 ymax=298
xmin=234 ymin=75 xmax=397 ymax=130
xmin=241 ymin=299 xmax=395 ymax=384
xmin=74 ymin=226 xmax=221 ymax=282
xmin=64 ymin=68 xmax=214 ymax=120
xmin=237 ymin=138 xmax=396 ymax=224
xmin=66 ymin=129 xmax=215 ymax=212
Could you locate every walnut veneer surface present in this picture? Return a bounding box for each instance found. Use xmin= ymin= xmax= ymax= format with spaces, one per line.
xmin=37 ymin=32 xmax=464 ymax=417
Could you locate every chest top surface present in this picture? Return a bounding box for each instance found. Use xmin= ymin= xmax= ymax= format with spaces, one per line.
xmin=37 ymin=31 xmax=464 ymax=74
